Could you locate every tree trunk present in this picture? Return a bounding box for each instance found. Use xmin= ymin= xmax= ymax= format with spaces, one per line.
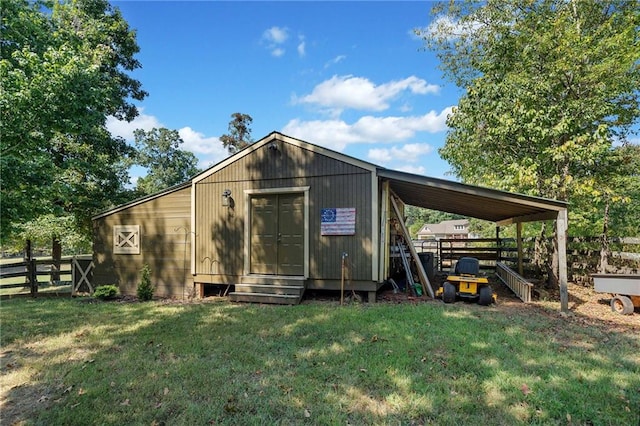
xmin=534 ymin=222 xmax=549 ymax=280
xmin=24 ymin=239 xmax=32 ymax=286
xmin=598 ymin=199 xmax=610 ymax=274
xmin=51 ymin=236 xmax=61 ymax=283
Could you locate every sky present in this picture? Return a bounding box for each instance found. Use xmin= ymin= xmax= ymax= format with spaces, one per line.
xmin=106 ymin=1 xmax=464 ymax=183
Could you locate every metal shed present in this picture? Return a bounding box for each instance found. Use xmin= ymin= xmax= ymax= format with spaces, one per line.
xmin=92 ymin=132 xmax=569 ymax=310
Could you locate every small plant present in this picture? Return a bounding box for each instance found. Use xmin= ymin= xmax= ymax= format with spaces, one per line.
xmin=93 ymin=285 xmax=119 ymax=300
xmin=137 ymin=264 xmax=154 ymax=301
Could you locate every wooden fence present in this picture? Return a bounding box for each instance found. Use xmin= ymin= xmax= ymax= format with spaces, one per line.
xmin=0 ymin=255 xmax=93 ymax=297
xmin=413 ymin=238 xmax=509 ymax=271
xmin=500 ymin=236 xmax=640 ymax=284
xmin=413 ymin=236 xmax=639 ymax=284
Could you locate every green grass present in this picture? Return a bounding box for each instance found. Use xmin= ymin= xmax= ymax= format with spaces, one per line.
xmin=1 ymin=297 xmax=638 ymax=425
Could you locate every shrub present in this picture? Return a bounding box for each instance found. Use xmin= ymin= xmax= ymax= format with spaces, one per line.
xmin=137 ymin=264 xmax=154 ymax=301
xmin=93 ymin=285 xmax=119 ymax=300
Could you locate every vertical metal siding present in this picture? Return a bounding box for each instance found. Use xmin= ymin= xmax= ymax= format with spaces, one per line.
xmin=194 ymin=143 xmax=373 ymax=281
xmin=93 ymin=187 xmax=193 ymax=297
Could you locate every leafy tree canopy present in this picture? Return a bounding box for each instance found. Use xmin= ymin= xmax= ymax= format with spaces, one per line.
xmin=219 ymin=113 xmax=254 ymax=155
xmin=1 ymin=0 xmax=146 ymax=244
xmin=132 ymin=128 xmax=201 ymax=196
xmin=419 ymin=0 xmax=640 ymax=236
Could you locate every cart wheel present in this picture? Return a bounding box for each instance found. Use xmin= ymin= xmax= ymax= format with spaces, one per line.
xmin=611 ymin=295 xmax=634 ymax=315
xmin=478 ymin=286 xmax=493 ymax=306
xmin=443 ymin=282 xmax=456 ymax=304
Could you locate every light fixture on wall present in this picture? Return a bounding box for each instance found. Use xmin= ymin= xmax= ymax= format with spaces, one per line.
xmin=268 ymin=141 xmax=278 ymax=152
xmin=222 ymin=189 xmax=232 ymax=207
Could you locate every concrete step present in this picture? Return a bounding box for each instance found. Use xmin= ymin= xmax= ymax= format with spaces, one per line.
xmin=229 ymin=292 xmax=301 ymax=305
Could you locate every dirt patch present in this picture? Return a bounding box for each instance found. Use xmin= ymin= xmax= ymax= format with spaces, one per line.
xmin=374 ymin=274 xmax=640 ymax=332
xmin=547 ymin=281 xmax=640 ymax=331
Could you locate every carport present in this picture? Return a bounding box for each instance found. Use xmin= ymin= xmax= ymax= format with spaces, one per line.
xmin=377 ymin=169 xmax=569 ymax=312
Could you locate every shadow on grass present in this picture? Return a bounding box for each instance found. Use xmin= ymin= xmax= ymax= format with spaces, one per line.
xmin=1 ymin=297 xmax=639 ymax=425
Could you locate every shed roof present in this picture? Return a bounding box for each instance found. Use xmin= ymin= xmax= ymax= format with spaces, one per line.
xmin=93 ymin=132 xmax=567 ymax=225
xmin=191 ymin=131 xmax=377 ymax=184
xmin=378 ymin=169 xmax=567 ymax=225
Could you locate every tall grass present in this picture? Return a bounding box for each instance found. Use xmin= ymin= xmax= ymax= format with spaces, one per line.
xmin=1 ymin=297 xmax=638 ymax=425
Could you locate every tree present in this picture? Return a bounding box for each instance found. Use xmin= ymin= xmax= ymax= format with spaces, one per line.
xmin=219 ymin=113 xmax=254 ymax=155
xmin=420 ymin=0 xmax=639 ymax=238
xmin=1 ymin=0 xmax=146 ymax=247
xmin=132 ymin=128 xmax=201 ymax=196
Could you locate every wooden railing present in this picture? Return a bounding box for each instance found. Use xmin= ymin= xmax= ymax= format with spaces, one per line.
xmin=0 ymin=255 xmax=93 ymax=297
xmin=437 ymin=238 xmax=508 ymax=271
xmin=495 ymin=262 xmax=533 ymax=303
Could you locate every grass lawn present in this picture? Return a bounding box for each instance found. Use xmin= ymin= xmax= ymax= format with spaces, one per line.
xmin=1 ymin=295 xmax=638 ymax=425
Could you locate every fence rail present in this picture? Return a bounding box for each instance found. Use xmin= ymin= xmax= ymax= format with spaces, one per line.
xmin=412 ymin=236 xmax=639 ymax=284
xmin=0 ymin=255 xmax=92 ymax=297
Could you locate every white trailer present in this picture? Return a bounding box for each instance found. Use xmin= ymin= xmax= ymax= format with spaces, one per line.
xmin=592 ymin=274 xmax=640 ymax=315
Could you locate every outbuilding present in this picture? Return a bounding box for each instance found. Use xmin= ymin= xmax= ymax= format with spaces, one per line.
xmin=92 ymin=132 xmax=570 ymax=309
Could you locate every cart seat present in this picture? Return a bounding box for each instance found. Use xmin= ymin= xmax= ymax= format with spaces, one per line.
xmin=455 ymin=257 xmax=480 ymax=276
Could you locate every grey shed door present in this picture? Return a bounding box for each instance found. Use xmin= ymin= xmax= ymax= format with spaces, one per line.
xmin=250 ymin=193 xmax=304 ymax=275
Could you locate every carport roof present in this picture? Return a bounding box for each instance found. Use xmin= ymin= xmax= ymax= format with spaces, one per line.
xmin=378 ymin=168 xmax=567 ymax=225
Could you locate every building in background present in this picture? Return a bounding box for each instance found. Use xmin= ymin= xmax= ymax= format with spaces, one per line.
xmin=416 ymin=219 xmax=473 ymax=240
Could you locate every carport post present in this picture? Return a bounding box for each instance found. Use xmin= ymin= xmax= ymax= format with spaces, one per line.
xmin=557 ymin=209 xmax=569 ymax=312
xmin=516 ymin=222 xmax=523 ymax=276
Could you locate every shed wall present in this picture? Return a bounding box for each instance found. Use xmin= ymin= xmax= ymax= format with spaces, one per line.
xmin=93 ymin=187 xmax=193 ymax=298
xmin=194 ymin=142 xmax=373 ymax=283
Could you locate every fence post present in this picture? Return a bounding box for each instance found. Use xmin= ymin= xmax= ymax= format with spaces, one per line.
xmin=495 ymin=226 xmax=501 ymax=264
xmin=29 ymin=259 xmax=38 ymax=297
xmin=24 ymin=240 xmax=38 ymax=297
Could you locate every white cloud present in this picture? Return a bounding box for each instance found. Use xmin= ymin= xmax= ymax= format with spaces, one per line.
xmin=324 ymin=55 xmax=346 ymax=69
xmin=396 ymin=164 xmax=427 ymax=175
xmin=293 ymin=75 xmax=440 ymax=113
xmin=263 ymin=26 xmax=288 ymax=44
xmin=282 ymin=107 xmax=453 ymax=151
xmin=367 ymin=143 xmax=433 ymax=164
xmin=262 ymin=26 xmax=289 ymax=57
xmin=416 ymin=15 xmax=483 ymax=41
xmin=177 ymin=126 xmax=228 ymax=169
xmin=271 ymin=47 xmax=285 ymax=57
xmin=282 ymin=119 xmax=356 ymax=151
xmin=105 ymin=110 xmax=163 ymax=141
xmin=106 ymin=112 xmax=229 ymax=171
xmin=297 ymin=35 xmax=306 ymax=57
xmin=399 ymin=103 xmax=412 ymax=113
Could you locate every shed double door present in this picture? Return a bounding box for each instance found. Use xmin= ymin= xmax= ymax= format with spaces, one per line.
xmin=250 ymin=193 xmax=304 ymax=275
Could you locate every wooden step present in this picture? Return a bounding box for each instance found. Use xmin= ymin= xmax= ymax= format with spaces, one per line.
xmin=234 ymin=283 xmax=304 ymax=296
xmin=239 ymin=275 xmax=305 ymax=286
xmin=230 ymin=275 xmax=306 ymax=305
xmin=229 ymin=292 xmax=301 ymax=305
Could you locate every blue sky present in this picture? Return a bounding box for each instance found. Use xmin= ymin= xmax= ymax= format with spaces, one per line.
xmin=106 ymin=1 xmax=463 ymax=183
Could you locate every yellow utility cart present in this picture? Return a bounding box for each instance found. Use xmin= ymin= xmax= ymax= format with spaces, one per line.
xmin=437 ymin=257 xmax=496 ymax=306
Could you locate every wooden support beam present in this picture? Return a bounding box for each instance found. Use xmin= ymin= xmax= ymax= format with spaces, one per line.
xmin=390 ymin=196 xmax=435 ymax=298
xmin=557 ymin=209 xmax=569 ymax=312
xmin=517 ymin=222 xmax=523 ymax=276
